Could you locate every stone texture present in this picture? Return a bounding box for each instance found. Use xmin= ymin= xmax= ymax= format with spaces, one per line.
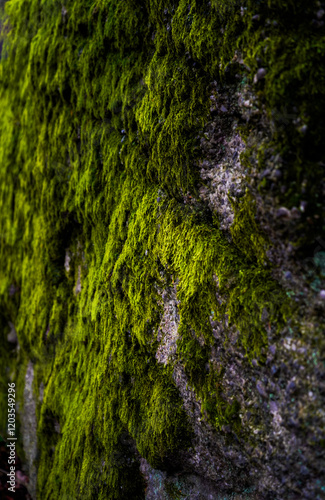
xmin=148 ymin=74 xmax=325 ymax=499
xmin=21 ymin=362 xmax=38 ymax=500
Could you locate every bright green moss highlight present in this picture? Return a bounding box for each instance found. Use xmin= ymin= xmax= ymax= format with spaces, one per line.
xmin=0 ymin=0 xmax=323 ymax=498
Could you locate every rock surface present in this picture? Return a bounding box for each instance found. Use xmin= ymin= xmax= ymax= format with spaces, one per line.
xmin=0 ymin=1 xmax=325 ymax=499
xmin=21 ymin=362 xmax=37 ymax=500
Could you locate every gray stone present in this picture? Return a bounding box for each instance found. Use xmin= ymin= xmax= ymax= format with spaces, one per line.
xmin=21 ymin=361 xmax=38 ymax=500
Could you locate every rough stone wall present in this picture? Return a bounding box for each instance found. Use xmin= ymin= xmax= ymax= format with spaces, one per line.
xmin=0 ymin=1 xmax=325 ymax=499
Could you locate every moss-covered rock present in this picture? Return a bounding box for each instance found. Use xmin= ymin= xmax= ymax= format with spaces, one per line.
xmin=0 ymin=0 xmax=325 ymax=499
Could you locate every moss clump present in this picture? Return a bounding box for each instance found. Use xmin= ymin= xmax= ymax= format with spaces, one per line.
xmin=0 ymin=0 xmax=323 ymax=498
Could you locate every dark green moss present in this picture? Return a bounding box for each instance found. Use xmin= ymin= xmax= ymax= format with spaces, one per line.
xmin=0 ymin=0 xmax=323 ymax=498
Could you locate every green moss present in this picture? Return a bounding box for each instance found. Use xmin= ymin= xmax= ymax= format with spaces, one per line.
xmin=240 ymin=0 xmax=325 ymax=243
xmin=0 ymin=0 xmax=323 ymax=498
xmin=165 ymin=480 xmax=186 ymax=499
